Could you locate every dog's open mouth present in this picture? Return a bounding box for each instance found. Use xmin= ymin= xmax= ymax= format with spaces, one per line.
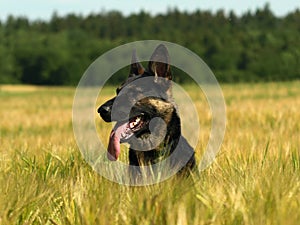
xmin=107 ymin=114 xmax=146 ymax=161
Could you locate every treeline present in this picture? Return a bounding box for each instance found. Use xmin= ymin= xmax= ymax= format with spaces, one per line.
xmin=0 ymin=4 xmax=299 ymax=85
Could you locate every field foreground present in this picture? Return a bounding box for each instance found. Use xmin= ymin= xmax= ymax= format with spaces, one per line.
xmin=0 ymin=82 xmax=299 ymax=225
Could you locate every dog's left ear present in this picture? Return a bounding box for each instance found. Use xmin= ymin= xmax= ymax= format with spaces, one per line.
xmin=148 ymin=44 xmax=172 ymax=80
xmin=129 ymin=50 xmax=145 ymax=77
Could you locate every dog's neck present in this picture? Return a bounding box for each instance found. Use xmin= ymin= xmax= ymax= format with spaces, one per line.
xmin=128 ymin=106 xmax=182 ymax=165
xmin=148 ymin=109 xmax=182 ymax=159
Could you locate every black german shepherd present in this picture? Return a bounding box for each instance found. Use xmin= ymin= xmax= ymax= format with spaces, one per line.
xmin=97 ymin=44 xmax=196 ymax=176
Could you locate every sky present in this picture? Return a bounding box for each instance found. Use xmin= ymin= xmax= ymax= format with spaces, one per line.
xmin=0 ymin=0 xmax=299 ymax=21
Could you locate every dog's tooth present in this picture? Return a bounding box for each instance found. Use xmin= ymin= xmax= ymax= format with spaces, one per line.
xmin=129 ymin=116 xmax=142 ymax=129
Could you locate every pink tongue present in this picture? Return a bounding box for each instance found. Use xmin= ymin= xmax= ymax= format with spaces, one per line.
xmin=107 ymin=123 xmax=128 ymax=161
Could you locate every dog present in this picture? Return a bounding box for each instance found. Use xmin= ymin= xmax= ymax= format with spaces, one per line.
xmin=97 ymin=44 xmax=196 ymax=178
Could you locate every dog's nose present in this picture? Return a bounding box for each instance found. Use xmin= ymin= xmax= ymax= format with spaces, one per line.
xmin=98 ymin=105 xmax=112 ymax=122
xmin=97 ymin=105 xmax=110 ymax=114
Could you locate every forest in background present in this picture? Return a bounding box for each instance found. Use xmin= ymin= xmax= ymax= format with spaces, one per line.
xmin=0 ymin=4 xmax=299 ymax=85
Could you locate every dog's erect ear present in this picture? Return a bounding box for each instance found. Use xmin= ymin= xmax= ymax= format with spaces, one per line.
xmin=148 ymin=44 xmax=172 ymax=80
xmin=129 ymin=50 xmax=145 ymax=77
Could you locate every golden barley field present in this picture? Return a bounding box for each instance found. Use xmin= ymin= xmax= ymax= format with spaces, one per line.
xmin=0 ymin=82 xmax=299 ymax=225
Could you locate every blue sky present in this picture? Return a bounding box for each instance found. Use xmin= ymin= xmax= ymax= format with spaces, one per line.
xmin=0 ymin=0 xmax=299 ymax=21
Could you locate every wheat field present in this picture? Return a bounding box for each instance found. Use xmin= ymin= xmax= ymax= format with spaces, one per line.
xmin=0 ymin=82 xmax=299 ymax=225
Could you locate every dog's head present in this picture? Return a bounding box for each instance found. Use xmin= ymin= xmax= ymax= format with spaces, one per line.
xmin=97 ymin=45 xmax=179 ymax=161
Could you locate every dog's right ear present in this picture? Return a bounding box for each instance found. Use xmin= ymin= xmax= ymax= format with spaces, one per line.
xmin=129 ymin=50 xmax=145 ymax=77
xmin=148 ymin=44 xmax=172 ymax=80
